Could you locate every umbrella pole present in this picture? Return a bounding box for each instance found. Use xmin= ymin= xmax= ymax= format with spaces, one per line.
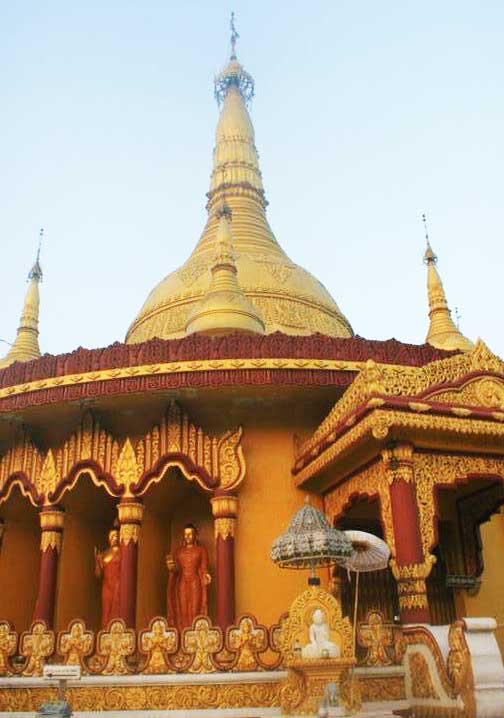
xmin=350 ymin=570 xmax=360 ymax=710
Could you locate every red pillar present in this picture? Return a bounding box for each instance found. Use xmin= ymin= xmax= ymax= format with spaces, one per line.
xmin=118 ymin=499 xmax=143 ymax=628
xmin=382 ymin=444 xmax=432 ymax=624
xmin=33 ymin=506 xmax=64 ymax=628
xmin=211 ymin=494 xmax=238 ymax=631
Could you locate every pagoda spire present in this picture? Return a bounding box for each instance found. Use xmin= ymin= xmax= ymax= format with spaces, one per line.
xmin=185 ymin=205 xmax=265 ymax=336
xmin=191 ymin=15 xmax=286 ymax=258
xmin=422 ymin=215 xmax=472 ymax=352
xmin=0 ymin=230 xmax=44 ymax=369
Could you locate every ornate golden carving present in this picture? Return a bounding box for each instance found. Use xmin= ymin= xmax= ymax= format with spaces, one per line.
xmin=414 ymin=453 xmax=504 ymax=559
xmin=0 ymin=621 xmax=17 ymax=676
xmin=96 ymin=620 xmax=135 ymax=675
xmin=227 ymin=615 xmax=267 ymax=672
xmin=278 ymin=586 xmax=353 ymax=661
xmin=295 ymin=340 xmax=504 ymax=475
xmin=360 ymin=675 xmax=406 ymax=702
xmin=446 ymin=621 xmax=474 ymax=708
xmin=381 ymin=442 xmax=414 ymax=483
xmin=139 ymin=617 xmax=177 ymax=674
xmin=390 ymin=557 xmax=435 ymax=611
xmin=279 ymin=667 xmax=306 ymax=714
xmin=40 ymin=530 xmax=62 ymax=552
xmin=183 ymin=617 xmax=222 ymax=673
xmin=324 ymin=460 xmax=396 ymax=555
xmin=409 ymin=651 xmax=439 ymax=699
xmin=39 ymin=450 xmax=59 ymax=497
xmin=0 ymin=402 xmax=246 ymax=505
xmin=115 ymin=440 xmax=141 ymax=497
xmin=214 ymin=517 xmax=235 ymax=541
xmin=357 ymin=611 xmax=394 ymax=666
xmin=0 ymin=681 xmax=282 ymax=712
xmin=58 ymin=620 xmax=93 ymax=670
xmin=20 ymin=621 xmax=55 ymax=676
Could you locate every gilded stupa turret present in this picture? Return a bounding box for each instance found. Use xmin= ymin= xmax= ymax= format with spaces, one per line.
xmin=422 ymin=215 xmax=473 ymax=352
xmin=126 ymin=17 xmax=352 ymax=343
xmin=185 ymin=204 xmax=265 ymax=336
xmin=0 ymin=231 xmax=43 ymax=369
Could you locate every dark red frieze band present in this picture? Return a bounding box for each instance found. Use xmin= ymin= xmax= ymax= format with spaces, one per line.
xmin=0 ymin=332 xmax=456 ymax=391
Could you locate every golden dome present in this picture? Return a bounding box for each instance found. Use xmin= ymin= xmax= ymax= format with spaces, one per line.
xmin=126 ymin=51 xmax=353 ymax=344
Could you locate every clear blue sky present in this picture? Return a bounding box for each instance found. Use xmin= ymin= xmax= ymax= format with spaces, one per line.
xmin=1 ymin=1 xmax=503 ymax=357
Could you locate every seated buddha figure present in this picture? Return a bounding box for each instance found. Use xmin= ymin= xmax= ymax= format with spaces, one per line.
xmin=302 ymin=609 xmax=340 ymax=659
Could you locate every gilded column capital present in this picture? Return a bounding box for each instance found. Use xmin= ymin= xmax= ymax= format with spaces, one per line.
xmin=211 ymin=495 xmax=238 ymax=541
xmin=39 ymin=506 xmax=64 ymax=553
xmin=39 ymin=507 xmax=65 ymax=531
xmin=118 ymin=500 xmax=144 ymax=546
xmin=390 ymin=556 xmax=436 ymax=613
xmin=381 ymin=442 xmax=415 ymax=483
xmin=210 ymin=494 xmax=239 ymax=519
xmin=117 ymin=500 xmax=144 ymax=525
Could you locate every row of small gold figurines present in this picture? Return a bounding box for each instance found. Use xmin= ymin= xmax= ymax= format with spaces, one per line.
xmin=0 ymin=609 xmax=401 ymax=677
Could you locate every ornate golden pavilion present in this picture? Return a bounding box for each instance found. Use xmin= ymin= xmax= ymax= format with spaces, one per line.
xmin=0 ymin=21 xmax=503 ymax=718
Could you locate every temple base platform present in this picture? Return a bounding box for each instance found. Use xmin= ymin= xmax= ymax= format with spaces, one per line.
xmin=0 ymin=670 xmax=407 ymax=718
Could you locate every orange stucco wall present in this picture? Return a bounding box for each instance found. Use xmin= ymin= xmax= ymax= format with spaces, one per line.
xmin=0 ymin=493 xmax=40 ymax=632
xmin=461 ymin=510 xmax=504 ymax=656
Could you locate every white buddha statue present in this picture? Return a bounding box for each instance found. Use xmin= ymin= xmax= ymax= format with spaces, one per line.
xmin=302 ymin=609 xmax=340 ymax=659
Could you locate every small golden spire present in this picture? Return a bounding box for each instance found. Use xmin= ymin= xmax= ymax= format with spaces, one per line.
xmin=422 ymin=215 xmax=472 ymax=352
xmin=0 ymin=230 xmax=44 ymax=369
xmin=185 ymin=206 xmax=265 ymax=337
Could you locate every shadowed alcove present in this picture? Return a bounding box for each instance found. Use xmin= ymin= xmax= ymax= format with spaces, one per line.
xmin=137 ymin=467 xmax=214 ymax=630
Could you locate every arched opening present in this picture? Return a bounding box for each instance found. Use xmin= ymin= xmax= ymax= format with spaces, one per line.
xmin=55 ymin=474 xmax=117 ymax=632
xmin=0 ymin=485 xmax=40 ymax=631
xmin=137 ymin=467 xmax=214 ymax=630
xmin=334 ymin=495 xmax=399 ymax=624
xmin=433 ymin=476 xmax=504 ymax=635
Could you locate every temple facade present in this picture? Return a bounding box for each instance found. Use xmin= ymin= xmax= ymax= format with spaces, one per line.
xmin=0 ymin=23 xmax=503 ymax=718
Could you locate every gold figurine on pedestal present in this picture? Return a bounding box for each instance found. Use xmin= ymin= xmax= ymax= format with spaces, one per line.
xmin=166 ymin=524 xmax=211 ymax=631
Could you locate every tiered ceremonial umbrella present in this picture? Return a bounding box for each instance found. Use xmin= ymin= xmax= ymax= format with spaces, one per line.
xmin=270 ymin=500 xmax=353 ymax=584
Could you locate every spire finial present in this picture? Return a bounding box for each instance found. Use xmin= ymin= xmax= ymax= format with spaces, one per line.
xmin=230 ymin=11 xmax=239 ymax=60
xmin=28 ymin=228 xmax=44 ymax=282
xmin=214 ymin=14 xmax=254 ymax=106
xmin=422 ymin=213 xmax=437 ymax=265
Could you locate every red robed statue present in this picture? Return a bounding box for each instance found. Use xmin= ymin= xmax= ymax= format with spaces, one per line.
xmin=166 ymin=523 xmax=211 ymax=631
xmin=94 ymin=527 xmax=121 ymax=628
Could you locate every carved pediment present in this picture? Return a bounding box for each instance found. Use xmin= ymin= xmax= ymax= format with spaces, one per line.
xmin=0 ymin=402 xmax=246 ymax=505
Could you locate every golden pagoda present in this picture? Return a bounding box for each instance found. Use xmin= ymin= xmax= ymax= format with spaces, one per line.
xmin=126 ymin=34 xmax=352 ymax=342
xmin=0 ymin=17 xmax=503 ymax=718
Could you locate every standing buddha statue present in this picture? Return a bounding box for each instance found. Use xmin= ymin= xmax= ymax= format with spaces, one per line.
xmin=166 ymin=524 xmax=211 ymax=631
xmin=95 ymin=528 xmax=121 ymax=628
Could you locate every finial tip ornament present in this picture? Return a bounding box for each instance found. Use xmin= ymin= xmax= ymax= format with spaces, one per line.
xmin=230 ymin=11 xmax=239 ymax=60
xmin=422 ymin=214 xmax=437 ymax=265
xmin=214 ymin=13 xmax=254 ymax=106
xmin=28 ymin=228 xmax=44 ymax=282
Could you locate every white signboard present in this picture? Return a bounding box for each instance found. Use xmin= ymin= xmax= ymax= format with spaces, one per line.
xmin=43 ymin=665 xmax=81 ymax=681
